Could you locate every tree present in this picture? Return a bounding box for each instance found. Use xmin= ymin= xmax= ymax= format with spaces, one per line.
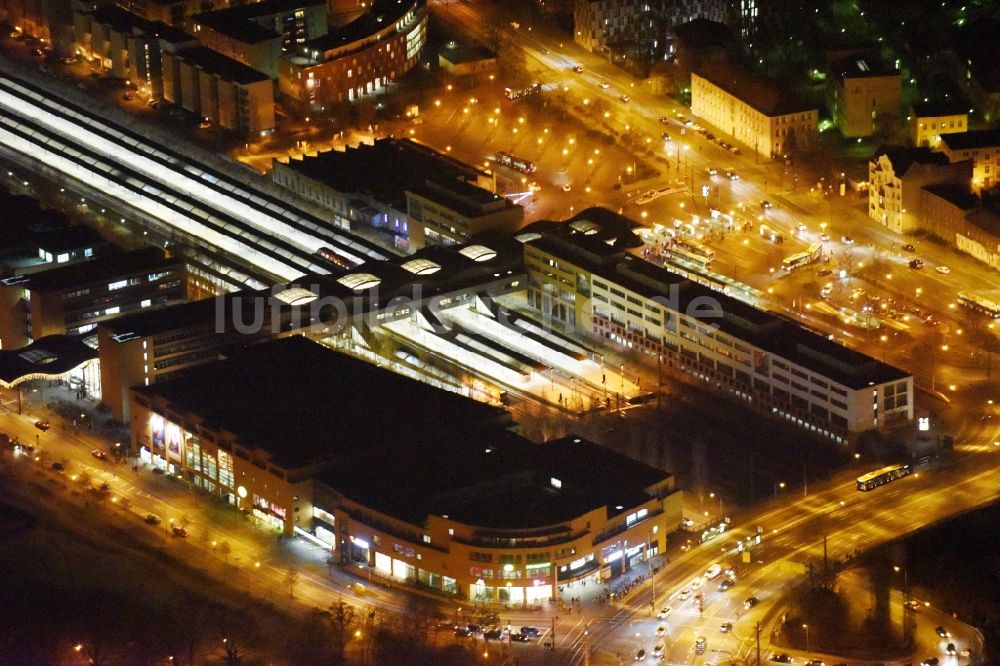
xmin=218 ymin=540 xmax=232 ymax=565
xmin=285 ymin=566 xmax=301 ymax=599
xmin=482 ymin=19 xmax=507 ymax=55
xmin=217 ymin=606 xmax=257 ymax=666
xmin=327 ymin=599 xmax=357 ymax=664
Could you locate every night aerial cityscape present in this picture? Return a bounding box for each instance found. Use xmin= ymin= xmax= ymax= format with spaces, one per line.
xmin=1 ymin=0 xmax=1000 ymax=663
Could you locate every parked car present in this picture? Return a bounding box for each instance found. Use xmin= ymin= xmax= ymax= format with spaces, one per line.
xmin=770 ymin=655 xmax=793 ymax=664
xmin=841 ymin=235 xmax=855 ymax=245
xmin=760 ymin=200 xmax=773 ymax=210
xmin=725 ymin=170 xmax=739 ymax=181
xmin=91 ymin=449 xmax=108 ymax=460
xmin=510 ymin=633 xmax=530 ymax=642
xmin=599 ymin=81 xmax=610 ymax=89
xmin=172 ymin=525 xmax=188 ymax=538
xmin=805 ymin=660 xmax=825 ymax=666
xmin=902 ymin=243 xmax=916 ymax=252
xmin=659 ymin=116 xmax=670 ymax=124
xmin=50 ymin=462 xmax=65 ymax=472
xmin=908 ymin=258 xmax=924 ymax=269
xmin=618 ymin=94 xmax=631 ymax=103
xmin=935 ymin=626 xmax=950 ymax=638
xmin=720 ymin=622 xmax=733 ymax=633
xmin=520 ymin=627 xmax=540 ymax=637
xmin=656 ymin=625 xmax=666 ymax=636
xmin=744 ymin=596 xmax=759 ymax=609
xmin=572 ymin=65 xmax=584 ymax=73
xmin=935 ymin=265 xmax=951 ymax=274
xmin=144 ymin=514 xmax=162 ymax=525
xmin=719 ymin=578 xmax=736 ymax=591
xmin=634 ymin=648 xmax=646 ymax=661
xmin=946 ymin=643 xmax=957 ymax=655
xmin=921 ymin=658 xmax=939 ymax=666
xmin=34 ymin=420 xmax=50 ymax=431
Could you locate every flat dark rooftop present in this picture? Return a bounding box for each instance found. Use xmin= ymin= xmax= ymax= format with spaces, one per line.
xmin=910 ymin=102 xmax=968 ymax=118
xmin=0 ymin=335 xmax=97 ymax=387
xmin=695 ymin=62 xmax=816 ymax=117
xmin=282 ymin=138 xmax=486 ymax=210
xmin=90 ymin=4 xmax=156 ymax=33
xmin=176 ymin=46 xmax=271 ymax=84
xmin=318 ymin=433 xmax=670 ymax=528
xmin=134 ymin=336 xmax=509 ymax=469
xmin=35 ymin=226 xmax=105 ymax=254
xmin=306 ymin=0 xmax=418 ymax=53
xmin=922 ymin=184 xmax=979 ymax=211
xmin=193 ymin=11 xmax=279 ymax=44
xmin=940 ymin=129 xmax=1000 ymax=151
xmin=100 ymin=291 xmax=257 ymax=338
xmin=830 ymin=56 xmax=897 ymax=81
xmin=4 ymin=247 xmax=176 ymax=293
xmin=439 ymin=43 xmax=496 ymax=65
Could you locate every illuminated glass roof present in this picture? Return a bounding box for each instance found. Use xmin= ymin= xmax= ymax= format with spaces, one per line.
xmin=569 ymin=220 xmax=601 ymax=235
xmin=458 ymin=244 xmax=497 ymax=262
xmin=515 ymin=232 xmax=542 ymax=243
xmin=400 ymin=258 xmax=442 ymax=275
xmin=273 ymin=287 xmax=319 ymax=306
xmin=337 ymin=273 xmax=382 ymax=290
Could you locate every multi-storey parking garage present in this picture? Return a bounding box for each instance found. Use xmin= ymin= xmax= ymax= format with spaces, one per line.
xmin=0 ymin=72 xmax=387 ymax=289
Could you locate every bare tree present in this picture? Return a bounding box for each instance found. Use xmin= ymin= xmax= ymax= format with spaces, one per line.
xmin=218 ymin=540 xmax=232 ymax=565
xmin=285 ymin=566 xmax=301 ymax=598
xmin=327 ymin=599 xmax=358 ymax=664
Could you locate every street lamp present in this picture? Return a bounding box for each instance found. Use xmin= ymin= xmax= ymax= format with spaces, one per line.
xmin=802 ymin=624 xmax=810 ymax=653
xmin=709 ymin=492 xmax=723 ymax=517
xmin=773 ymin=482 xmax=786 ymax=497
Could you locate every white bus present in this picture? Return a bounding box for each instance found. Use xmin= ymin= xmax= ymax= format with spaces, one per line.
xmin=782 ymin=243 xmax=823 ymax=271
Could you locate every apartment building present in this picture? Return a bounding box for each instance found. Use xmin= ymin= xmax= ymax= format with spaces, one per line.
xmin=279 ymin=0 xmax=426 ymax=112
xmin=869 ymin=147 xmax=973 ymax=234
xmin=73 ymin=5 xmax=197 ymax=98
xmin=572 ymin=0 xmax=727 ymax=56
xmin=691 ymin=62 xmax=818 ymax=158
xmin=272 ymin=138 xmax=521 ymax=251
xmin=0 ymin=0 xmax=74 ymax=51
xmin=909 ymin=103 xmax=968 ymax=148
xmin=940 ymin=129 xmax=1000 ymax=194
xmin=190 ymin=0 xmax=328 ymax=78
xmin=162 ymin=46 xmax=275 ymax=135
xmin=0 ymin=248 xmax=187 ymax=349
xmin=919 ymin=185 xmax=1000 ymax=272
xmin=829 ymin=56 xmax=901 ymax=138
xmin=520 ymin=210 xmax=913 ymax=442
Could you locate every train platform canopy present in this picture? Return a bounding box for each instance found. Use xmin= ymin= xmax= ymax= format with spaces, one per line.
xmin=0 ymin=335 xmax=97 ymax=389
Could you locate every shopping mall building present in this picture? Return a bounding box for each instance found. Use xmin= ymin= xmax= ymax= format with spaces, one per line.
xmin=128 ymin=336 xmax=681 ymax=602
